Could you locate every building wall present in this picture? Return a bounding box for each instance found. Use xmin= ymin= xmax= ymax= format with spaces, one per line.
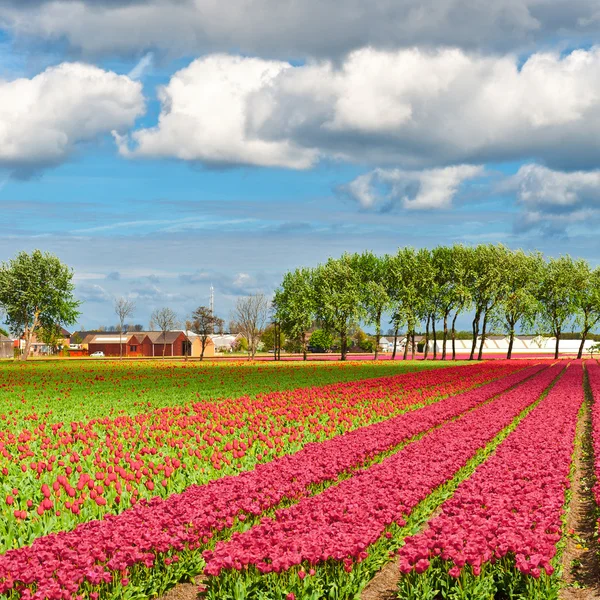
xmin=88 ymin=342 xmax=143 ymax=357
xmin=0 ymin=342 xmax=12 ymax=359
xmin=191 ymin=337 xmax=215 ymax=358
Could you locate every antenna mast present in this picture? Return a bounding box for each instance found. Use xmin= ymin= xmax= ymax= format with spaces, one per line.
xmin=209 ymin=284 xmax=214 ymax=315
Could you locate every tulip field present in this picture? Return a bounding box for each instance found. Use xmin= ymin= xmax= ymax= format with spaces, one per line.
xmin=0 ymin=358 xmax=597 ymax=599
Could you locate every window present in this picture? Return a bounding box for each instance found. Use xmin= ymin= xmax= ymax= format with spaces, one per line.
xmin=130 ymin=345 xmax=137 ymax=352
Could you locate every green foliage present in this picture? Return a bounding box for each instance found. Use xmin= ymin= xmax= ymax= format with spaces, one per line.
xmin=234 ymin=336 xmax=249 ymax=352
xmin=313 ymin=254 xmax=365 ymax=360
xmin=260 ymin=324 xmax=285 ymax=352
xmin=309 ymin=329 xmax=333 ymax=351
xmin=0 ymin=250 xmax=80 ymax=361
xmin=273 ymin=268 xmax=315 ymax=357
xmin=39 ymin=324 xmax=65 ymax=354
xmin=274 ymin=245 xmax=600 ymax=361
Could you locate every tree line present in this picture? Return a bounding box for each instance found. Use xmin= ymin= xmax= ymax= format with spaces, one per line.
xmin=273 ymin=245 xmax=600 ymax=361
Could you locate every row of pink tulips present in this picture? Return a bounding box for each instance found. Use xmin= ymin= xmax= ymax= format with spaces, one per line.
xmin=397 ymin=362 xmax=583 ymax=599
xmin=0 ymin=363 xmax=537 ymax=599
xmin=587 ymin=361 xmax=600 ymax=522
xmin=201 ymin=365 xmax=563 ymax=599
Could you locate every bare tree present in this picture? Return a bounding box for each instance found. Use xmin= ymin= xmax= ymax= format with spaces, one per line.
xmin=114 ymin=297 xmax=136 ymax=360
xmin=150 ymin=307 xmax=179 ymax=358
xmin=233 ymin=294 xmax=270 ymax=359
xmin=191 ymin=306 xmax=225 ymax=360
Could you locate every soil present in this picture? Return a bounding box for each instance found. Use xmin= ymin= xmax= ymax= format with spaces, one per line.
xmin=360 ymin=558 xmax=401 ymax=600
xmin=560 ymin=390 xmax=600 ymax=600
xmin=156 ymin=582 xmax=198 ymax=600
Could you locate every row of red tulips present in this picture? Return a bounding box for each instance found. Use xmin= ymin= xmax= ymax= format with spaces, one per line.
xmin=201 ymin=365 xmax=564 ymax=599
xmin=0 ymin=363 xmax=539 ymax=599
xmin=587 ymin=361 xmax=600 ymax=531
xmin=0 ymin=361 xmax=527 ymax=551
xmin=397 ymin=362 xmax=583 ymax=599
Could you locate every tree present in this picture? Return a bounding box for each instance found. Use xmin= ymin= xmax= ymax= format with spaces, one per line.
xmin=309 ymin=329 xmax=333 ymax=352
xmin=498 ymin=250 xmax=543 ymax=359
xmin=575 ymin=266 xmax=600 ymax=359
xmin=273 ymin=268 xmax=315 ymax=360
xmin=114 ymin=297 xmax=136 ymax=360
xmin=447 ymin=246 xmax=472 ymax=361
xmin=464 ymin=244 xmax=506 ymax=360
xmin=313 ymin=255 xmax=364 ymax=361
xmin=353 ymin=252 xmax=391 ymax=360
xmin=191 ymin=306 xmax=224 ymax=360
xmin=233 ymin=294 xmax=270 ymax=359
xmin=0 ymin=250 xmax=80 ymax=361
xmin=537 ymin=255 xmax=585 ymax=360
xmin=39 ymin=324 xmax=65 ymax=355
xmin=261 ymin=324 xmax=285 ymax=354
xmin=430 ymin=245 xmax=469 ymax=361
xmin=150 ymin=307 xmax=179 ymax=358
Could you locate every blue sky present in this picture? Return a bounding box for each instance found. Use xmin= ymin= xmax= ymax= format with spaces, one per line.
xmin=1 ymin=0 xmax=600 ymax=330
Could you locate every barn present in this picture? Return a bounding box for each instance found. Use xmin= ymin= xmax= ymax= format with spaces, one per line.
xmin=0 ymin=335 xmax=13 ymax=359
xmin=86 ymin=333 xmax=144 ymax=357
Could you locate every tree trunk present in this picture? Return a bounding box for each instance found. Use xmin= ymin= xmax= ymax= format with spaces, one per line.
xmin=423 ymin=315 xmax=430 ymax=360
xmin=403 ymin=328 xmax=410 ymax=360
xmin=200 ymin=338 xmax=205 ymax=361
xmin=432 ymin=317 xmax=437 ymax=360
xmin=507 ymin=327 xmax=515 ymax=360
xmin=469 ymin=311 xmax=481 ymax=361
xmin=302 ymin=332 xmax=307 ymax=361
xmin=21 ymin=329 xmax=34 ymax=361
xmin=451 ymin=311 xmax=459 ymax=361
xmin=392 ymin=325 xmax=399 ymax=360
xmin=374 ymin=311 xmax=381 ymax=360
xmin=555 ymin=329 xmax=561 ymax=360
xmin=578 ymin=324 xmax=589 ymax=359
xmin=119 ymin=329 xmax=123 ymax=360
xmin=411 ymin=331 xmax=416 ymax=360
xmin=340 ymin=327 xmax=347 ymax=361
xmin=477 ymin=311 xmax=489 ymax=361
xmin=442 ymin=311 xmax=449 ymax=361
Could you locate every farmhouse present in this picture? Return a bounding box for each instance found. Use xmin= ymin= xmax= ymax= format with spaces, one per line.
xmin=84 ymin=331 xmax=215 ymax=358
xmin=86 ymin=333 xmax=145 ymax=357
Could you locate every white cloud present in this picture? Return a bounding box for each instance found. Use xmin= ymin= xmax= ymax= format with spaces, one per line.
xmin=0 ymin=0 xmax=597 ymax=58
xmin=116 ymin=54 xmax=317 ymax=169
xmin=244 ymin=46 xmax=600 ymax=170
xmin=117 ymin=46 xmax=600 ymax=171
xmin=506 ymin=163 xmax=600 ymax=232
xmin=345 ymin=165 xmax=484 ymax=211
xmin=0 ymin=62 xmax=144 ymax=170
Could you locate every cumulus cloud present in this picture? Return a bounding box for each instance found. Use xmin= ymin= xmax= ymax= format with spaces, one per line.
xmin=0 ymin=62 xmax=144 ymax=171
xmin=506 ymin=163 xmax=600 ymax=233
xmin=115 ymin=55 xmax=317 ymax=169
xmin=118 ymin=46 xmax=600 ymax=171
xmin=0 ymin=0 xmax=597 ymax=58
xmin=344 ymin=165 xmax=484 ymax=211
